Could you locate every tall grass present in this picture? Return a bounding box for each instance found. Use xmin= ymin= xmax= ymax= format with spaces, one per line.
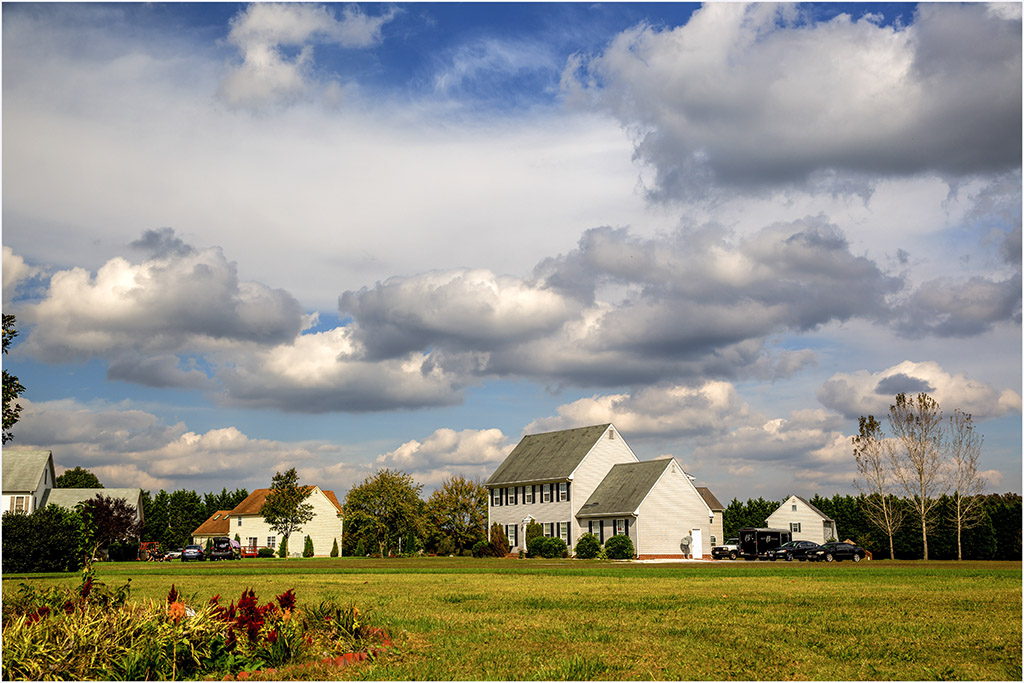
xmin=4 ymin=558 xmax=1020 ymax=680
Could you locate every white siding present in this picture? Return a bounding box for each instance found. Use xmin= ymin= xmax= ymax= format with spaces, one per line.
xmin=220 ymin=488 xmax=343 ymax=556
xmin=3 ymin=461 xmax=53 ymax=515
xmin=488 ymin=484 xmax=570 ymax=552
xmin=567 ymin=426 xmax=639 ymax=546
xmin=766 ymin=495 xmax=836 ymax=544
xmin=634 ymin=462 xmax=713 ymax=557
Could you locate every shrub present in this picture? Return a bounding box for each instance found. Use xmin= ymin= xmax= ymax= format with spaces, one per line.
xmin=107 ymin=540 xmax=140 ymax=562
xmin=575 ymin=533 xmax=601 ymax=559
xmin=525 ymin=520 xmax=543 ymax=547
xmin=472 ymin=540 xmax=493 ymax=558
xmin=436 ymin=536 xmax=456 ymax=556
xmin=604 ymin=534 xmax=635 ymax=559
xmin=257 ymin=547 xmax=276 ymax=558
xmin=277 ymin=537 xmax=288 ymax=559
xmin=330 ymin=538 xmax=339 ymax=557
xmin=303 ymin=536 xmax=314 ymax=558
xmin=527 ymin=536 xmax=567 ymax=559
xmin=354 ymin=539 xmax=366 ymax=557
xmin=2 ymin=505 xmax=87 ymax=573
xmin=489 ymin=523 xmax=509 ymax=557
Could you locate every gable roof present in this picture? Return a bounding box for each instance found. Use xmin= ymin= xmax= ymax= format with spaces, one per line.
xmin=2 ymin=449 xmax=53 ymax=492
xmin=576 ymin=459 xmax=673 ymax=517
xmin=193 ymin=510 xmax=233 ymax=537
xmin=229 ymin=486 xmax=343 ymax=516
xmin=486 ymin=424 xmax=612 ymax=486
xmin=41 ymin=488 xmax=144 ymax=518
xmin=696 ymin=486 xmax=724 ymax=511
xmin=791 ymin=495 xmax=834 ymax=522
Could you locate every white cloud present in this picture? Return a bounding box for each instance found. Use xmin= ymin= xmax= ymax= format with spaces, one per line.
xmin=374 ymin=427 xmax=513 ymax=488
xmin=817 ymin=360 xmax=1022 ymax=420
xmin=218 ymin=3 xmax=397 ymax=109
xmin=567 ymin=3 xmax=1021 ymax=197
xmin=3 ymin=247 xmax=38 ymax=303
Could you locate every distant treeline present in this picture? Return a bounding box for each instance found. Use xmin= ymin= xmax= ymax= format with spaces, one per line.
xmin=139 ymin=488 xmax=250 ymax=551
xmin=723 ymin=493 xmax=1022 ymax=560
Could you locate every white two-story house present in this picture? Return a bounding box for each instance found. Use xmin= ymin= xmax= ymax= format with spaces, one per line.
xmin=486 ymin=424 xmax=724 ymax=559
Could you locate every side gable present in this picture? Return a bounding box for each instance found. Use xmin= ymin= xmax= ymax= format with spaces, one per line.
xmin=769 ymin=494 xmax=834 ymax=522
xmin=41 ymin=488 xmax=145 ymax=523
xmin=229 ymin=486 xmax=342 ymax=517
xmin=2 ymin=449 xmax=55 ymax=493
xmin=576 ymin=459 xmax=672 ymax=517
xmin=486 ymin=424 xmax=613 ymax=486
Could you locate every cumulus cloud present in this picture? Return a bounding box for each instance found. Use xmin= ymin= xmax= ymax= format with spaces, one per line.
xmin=340 ymin=269 xmax=578 ymax=359
xmin=19 ymin=232 xmax=304 ymax=362
xmin=817 ymin=360 xmax=1022 ymax=420
xmin=526 ymin=381 xmax=754 ymax=438
xmin=217 ymin=327 xmax=468 ymax=412
xmin=3 ymin=246 xmax=39 ymax=305
xmin=12 ymin=397 xmax=352 ymax=492
xmin=889 ymin=273 xmax=1022 ymax=337
xmin=218 ymin=3 xmax=397 ymax=110
xmin=565 ymin=3 xmax=1021 ymax=198
xmin=375 ymin=427 xmax=513 ymax=488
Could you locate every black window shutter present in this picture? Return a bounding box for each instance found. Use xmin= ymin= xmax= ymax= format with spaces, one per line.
xmin=566 ymin=482 xmax=571 ymax=502
xmin=624 ymin=519 xmax=630 ymax=537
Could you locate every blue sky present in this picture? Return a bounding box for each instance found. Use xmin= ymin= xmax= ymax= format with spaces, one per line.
xmin=3 ymin=2 xmax=1020 ymax=502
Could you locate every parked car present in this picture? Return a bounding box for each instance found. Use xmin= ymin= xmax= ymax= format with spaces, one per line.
xmin=807 ymin=541 xmax=866 ymax=562
xmin=181 ymin=544 xmax=206 ymax=562
xmin=711 ymin=538 xmax=740 ymax=560
xmin=164 ymin=548 xmax=183 ymax=560
xmin=765 ymin=540 xmax=820 ymax=561
xmin=208 ymin=536 xmax=241 ymax=561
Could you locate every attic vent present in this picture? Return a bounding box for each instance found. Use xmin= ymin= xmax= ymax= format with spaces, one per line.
xmin=609 ymin=429 xmax=615 ymax=440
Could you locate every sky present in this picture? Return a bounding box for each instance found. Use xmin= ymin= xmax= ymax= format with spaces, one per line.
xmin=2 ymin=1 xmax=1021 ymax=505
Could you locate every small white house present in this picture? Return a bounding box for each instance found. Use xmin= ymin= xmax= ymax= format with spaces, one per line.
xmin=2 ymin=449 xmax=57 ymax=514
xmin=196 ymin=486 xmax=344 ymax=556
xmin=766 ymin=495 xmax=838 ymax=544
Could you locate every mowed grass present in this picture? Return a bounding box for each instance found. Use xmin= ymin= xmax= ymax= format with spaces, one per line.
xmin=4 ymin=558 xmax=1020 ymax=680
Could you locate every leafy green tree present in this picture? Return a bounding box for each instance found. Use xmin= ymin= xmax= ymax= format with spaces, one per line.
xmin=343 ymin=469 xmax=424 ymax=557
xmin=303 ymin=535 xmax=314 ymax=557
xmin=277 ymin=536 xmax=288 ymax=558
xmin=166 ymin=489 xmax=206 ymax=548
xmin=142 ymin=490 xmax=171 ymax=545
xmin=525 ymin=520 xmax=543 ymax=547
xmin=2 ymin=314 xmax=26 ymax=444
xmin=260 ymin=468 xmax=314 ymax=555
xmin=55 ymin=466 xmax=104 ymax=489
xmin=203 ymin=487 xmax=250 ymax=519
xmin=330 ymin=538 xmax=339 ymax=557
xmin=425 ymin=476 xmax=487 ymax=554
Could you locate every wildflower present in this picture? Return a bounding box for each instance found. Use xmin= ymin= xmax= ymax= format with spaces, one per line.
xmin=276 ymin=589 xmax=297 ymax=611
xmin=168 ymin=601 xmax=186 ymax=622
xmin=167 ymin=584 xmax=180 ymax=605
xmin=267 ymin=628 xmax=279 ymax=644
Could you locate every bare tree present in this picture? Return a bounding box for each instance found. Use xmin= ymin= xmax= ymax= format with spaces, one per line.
xmin=948 ymin=409 xmax=985 ymax=561
xmin=852 ymin=415 xmax=905 ymax=559
xmin=887 ymin=393 xmax=948 ymax=560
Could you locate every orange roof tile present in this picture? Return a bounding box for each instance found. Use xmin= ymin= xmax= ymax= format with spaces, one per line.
xmin=192 ymin=510 xmax=233 ymax=537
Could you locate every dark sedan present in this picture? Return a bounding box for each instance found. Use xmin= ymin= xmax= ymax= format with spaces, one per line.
xmin=181 ymin=544 xmax=206 ymax=562
xmin=766 ymin=540 xmax=820 ymax=561
xmin=807 ymin=541 xmax=866 ymax=562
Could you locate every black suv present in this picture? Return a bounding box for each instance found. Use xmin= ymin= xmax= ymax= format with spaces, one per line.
xmin=208 ymin=536 xmax=241 ymax=561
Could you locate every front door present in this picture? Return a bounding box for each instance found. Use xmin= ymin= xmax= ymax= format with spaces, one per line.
xmin=690 ymin=528 xmax=702 ymax=559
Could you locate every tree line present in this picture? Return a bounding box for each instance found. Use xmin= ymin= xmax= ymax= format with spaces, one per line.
xmin=722 ymin=492 xmax=1021 ymax=560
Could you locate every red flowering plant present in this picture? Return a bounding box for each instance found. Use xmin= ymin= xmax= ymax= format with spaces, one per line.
xmin=207 ymin=587 xmax=307 ymax=670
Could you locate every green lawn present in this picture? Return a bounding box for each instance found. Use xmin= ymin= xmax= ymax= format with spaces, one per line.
xmin=4 ymin=557 xmax=1021 ymax=680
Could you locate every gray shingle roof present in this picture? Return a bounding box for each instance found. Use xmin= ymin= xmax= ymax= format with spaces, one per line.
xmin=2 ymin=449 xmax=52 ymax=492
xmin=485 ymin=424 xmax=611 ymax=486
xmin=696 ymin=486 xmax=724 ymax=511
xmin=576 ymin=459 xmax=672 ymax=517
xmin=41 ymin=488 xmax=144 ymax=515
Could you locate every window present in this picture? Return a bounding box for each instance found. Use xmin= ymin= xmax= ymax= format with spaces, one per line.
xmin=615 ymin=519 xmax=626 ymax=536
xmin=710 ymin=535 xmax=717 ymax=546
xmin=543 ymin=522 xmax=554 ymax=537
xmin=542 ymin=484 xmax=552 ymax=503
xmin=790 ymin=522 xmax=802 ymax=533
xmin=792 ymin=504 xmax=798 ymax=511
xmin=525 ymin=486 xmax=534 ymax=504
xmin=212 ymin=514 xmax=221 ymax=520
xmin=558 ymin=482 xmax=568 ymax=502
xmin=247 ymin=537 xmax=258 ymax=550
xmin=237 ymin=516 xmax=242 ymax=526
xmin=12 ymin=496 xmax=29 ymax=513
xmin=509 ymin=487 xmax=517 ymax=505
xmin=506 ymin=524 xmax=518 ymax=547
xmin=559 ymin=522 xmax=569 ymax=545
xmin=267 ymin=536 xmax=276 ymax=549
xmin=492 ymin=489 xmax=501 ymax=506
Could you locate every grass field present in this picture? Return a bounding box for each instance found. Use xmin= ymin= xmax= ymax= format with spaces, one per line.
xmin=3 ymin=557 xmax=1020 ymax=680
